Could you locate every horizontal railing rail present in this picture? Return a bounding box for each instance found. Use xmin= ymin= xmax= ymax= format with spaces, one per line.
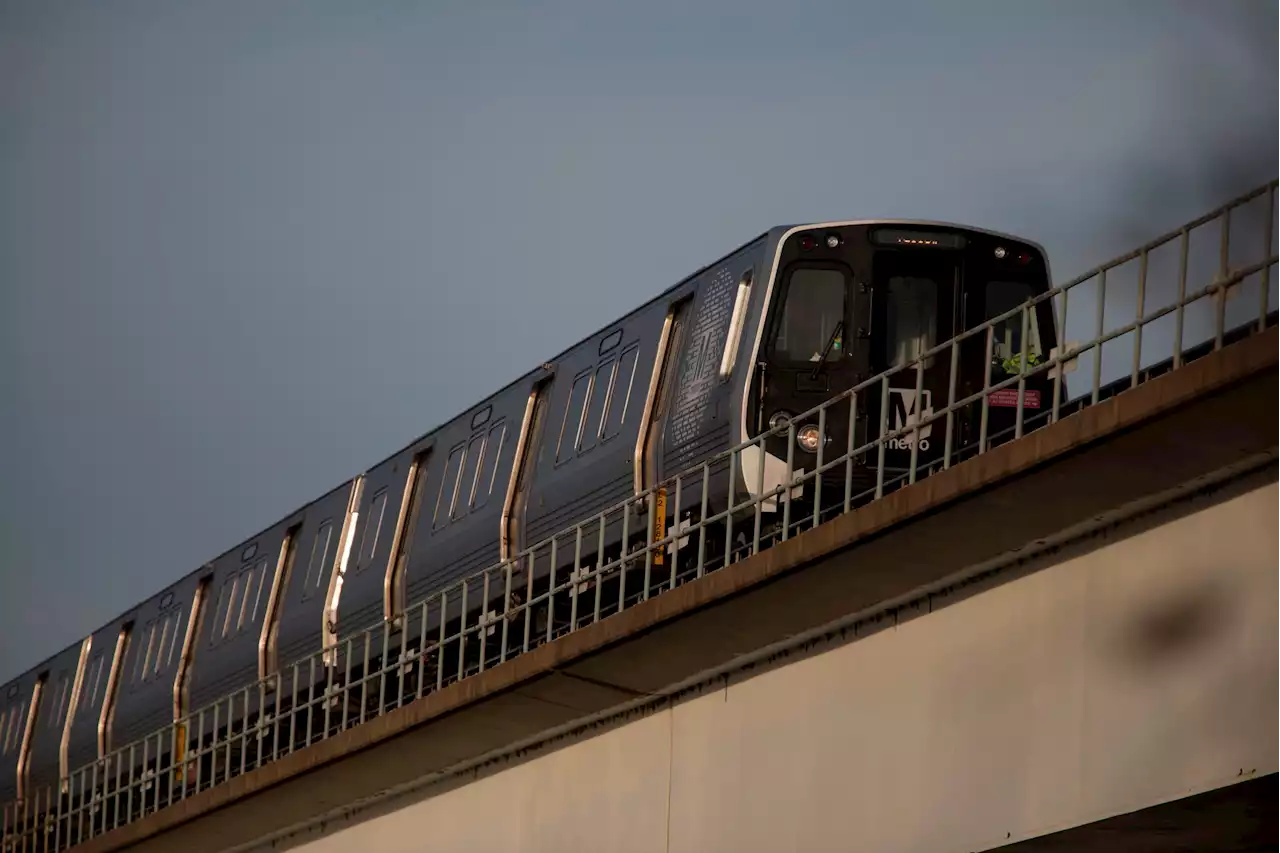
xmin=3 ymin=178 xmax=1275 ymax=853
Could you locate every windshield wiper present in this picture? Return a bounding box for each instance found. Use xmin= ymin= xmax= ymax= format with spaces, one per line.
xmin=810 ymin=320 xmax=845 ymax=381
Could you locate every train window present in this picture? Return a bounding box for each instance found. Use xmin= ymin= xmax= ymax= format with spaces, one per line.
xmin=2 ymin=706 xmax=14 ymax=754
xmin=773 ymin=269 xmax=846 ymax=363
xmin=51 ymin=675 xmax=70 ymax=730
xmin=163 ymin=612 xmax=183 ymax=668
xmin=578 ymin=361 xmax=615 ymax=455
xmin=154 ymin=618 xmax=172 ymax=676
xmin=602 ymin=345 xmax=640 ymax=440
xmin=0 ymin=709 xmax=8 ymax=754
xmin=479 ymin=421 xmax=508 ymax=501
xmin=236 ymin=564 xmax=257 ymax=632
xmin=137 ymin=620 xmax=157 ymax=684
xmin=209 ymin=581 xmax=230 ymax=647
xmin=456 ymin=433 xmax=487 ymax=518
xmin=985 ymin=280 xmax=1043 ymax=364
xmin=84 ymin=654 xmax=104 ymax=714
xmin=247 ymin=559 xmax=270 ymax=625
xmin=432 ymin=444 xmax=466 ymax=529
xmin=222 ymin=574 xmax=242 ymax=638
xmin=555 ymin=371 xmax=593 ymax=465
xmin=303 ymin=521 xmax=335 ymax=595
xmin=886 ymin=276 xmax=938 ymax=370
xmin=356 ymin=489 xmax=389 ymax=574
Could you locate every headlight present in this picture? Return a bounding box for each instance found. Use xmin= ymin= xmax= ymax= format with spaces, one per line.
xmin=768 ymin=411 xmax=793 ymax=433
xmin=797 ymin=424 xmax=822 ymax=453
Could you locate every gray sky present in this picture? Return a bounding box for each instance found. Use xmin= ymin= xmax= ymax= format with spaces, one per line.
xmin=1 ymin=0 xmax=1276 ymax=682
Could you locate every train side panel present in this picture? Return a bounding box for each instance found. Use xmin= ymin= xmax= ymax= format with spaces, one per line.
xmin=108 ymin=571 xmax=205 ymax=760
xmin=63 ymin=617 xmax=133 ymax=779
xmin=24 ymin=641 xmax=89 ymax=791
xmin=270 ymin=479 xmax=362 ymax=674
xmin=519 ymin=297 xmax=676 ymax=553
xmin=335 ymin=434 xmax=434 ymax=642
xmin=400 ymin=378 xmax=539 ymax=623
xmin=0 ymin=672 xmax=40 ymax=802
xmin=649 ymin=239 xmax=772 ymax=532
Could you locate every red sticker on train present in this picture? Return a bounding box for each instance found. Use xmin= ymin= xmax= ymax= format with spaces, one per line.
xmin=988 ymin=389 xmax=1041 ymax=409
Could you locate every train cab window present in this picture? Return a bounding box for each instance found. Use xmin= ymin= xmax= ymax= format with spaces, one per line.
xmin=985 ymin=280 xmax=1043 ymax=365
xmin=772 ymin=268 xmax=846 ymax=363
xmin=886 ymin=276 xmax=938 ymax=370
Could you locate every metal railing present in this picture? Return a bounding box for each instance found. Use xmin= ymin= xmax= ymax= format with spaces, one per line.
xmin=3 ymin=178 xmax=1276 ymax=853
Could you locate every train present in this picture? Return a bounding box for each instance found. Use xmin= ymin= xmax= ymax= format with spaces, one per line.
xmin=2 ymin=216 xmax=1067 ymax=826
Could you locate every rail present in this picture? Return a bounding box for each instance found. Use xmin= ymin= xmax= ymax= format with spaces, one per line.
xmin=3 ymin=178 xmax=1277 ymax=852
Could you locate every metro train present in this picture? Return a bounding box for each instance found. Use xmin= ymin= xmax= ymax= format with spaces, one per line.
xmin=1 ymin=217 xmax=1065 ymax=824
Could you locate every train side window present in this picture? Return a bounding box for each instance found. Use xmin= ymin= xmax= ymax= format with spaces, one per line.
xmin=602 ymin=345 xmax=640 ymax=440
xmin=135 ymin=620 xmax=156 ymax=684
xmin=209 ymin=580 xmax=231 ymax=647
xmin=51 ymin=675 xmax=70 ymax=730
xmin=235 ymin=561 xmax=265 ymax=632
xmin=555 ymin=371 xmax=593 ymax=465
xmin=222 ymin=573 xmax=243 ymax=638
xmin=356 ymin=489 xmax=389 ymax=574
xmin=153 ymin=618 xmax=172 ymax=676
xmin=432 ymin=444 xmax=466 ymax=529
xmin=163 ymin=612 xmax=183 ymax=668
xmin=247 ymin=559 xmax=270 ymax=624
xmin=84 ymin=654 xmax=104 ymax=714
xmin=477 ymin=421 xmax=507 ymax=506
xmin=886 ymin=275 xmax=938 ymax=369
xmin=302 ymin=521 xmax=335 ymax=598
xmin=773 ymin=269 xmax=846 ymax=363
xmin=578 ymin=361 xmax=615 ymax=455
xmin=9 ymin=703 xmax=24 ymax=753
xmin=456 ymin=432 xmax=487 ymax=518
xmin=985 ymin=280 xmax=1043 ymax=364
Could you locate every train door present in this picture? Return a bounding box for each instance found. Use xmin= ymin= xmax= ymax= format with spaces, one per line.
xmin=636 ymin=297 xmax=693 ymax=493
xmin=384 ymin=451 xmax=430 ymax=623
xmin=869 ymin=250 xmax=958 ymax=474
xmin=260 ymin=528 xmax=300 ymax=677
xmin=501 ymin=377 xmax=552 ymax=563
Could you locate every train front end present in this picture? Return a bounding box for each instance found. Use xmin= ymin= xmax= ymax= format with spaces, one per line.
xmin=745 ymin=219 xmax=1059 ymax=518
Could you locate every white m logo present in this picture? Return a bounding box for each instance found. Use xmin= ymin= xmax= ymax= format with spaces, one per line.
xmin=888 ymin=388 xmax=933 ymax=448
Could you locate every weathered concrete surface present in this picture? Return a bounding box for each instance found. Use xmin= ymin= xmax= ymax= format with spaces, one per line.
xmin=75 ymin=327 xmax=1278 ymax=853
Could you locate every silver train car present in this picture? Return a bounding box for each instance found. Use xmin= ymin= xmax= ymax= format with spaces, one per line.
xmin=3 ymin=217 xmax=1065 ymax=825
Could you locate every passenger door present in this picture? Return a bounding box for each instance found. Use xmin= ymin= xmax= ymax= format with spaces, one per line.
xmin=869 ymin=251 xmax=958 ymax=474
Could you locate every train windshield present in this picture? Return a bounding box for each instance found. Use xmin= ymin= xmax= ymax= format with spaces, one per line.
xmin=773 ymin=268 xmax=846 ymax=363
xmin=886 ymin=275 xmax=940 ymax=369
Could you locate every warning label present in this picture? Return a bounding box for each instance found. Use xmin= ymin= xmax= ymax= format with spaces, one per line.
xmin=988 ymin=388 xmax=1041 ymax=409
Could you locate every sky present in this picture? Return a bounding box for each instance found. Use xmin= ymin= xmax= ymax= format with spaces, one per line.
xmin=0 ymin=0 xmax=1276 ymax=682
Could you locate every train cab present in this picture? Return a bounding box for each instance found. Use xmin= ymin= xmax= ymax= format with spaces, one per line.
xmin=749 ymin=221 xmax=1058 ymax=509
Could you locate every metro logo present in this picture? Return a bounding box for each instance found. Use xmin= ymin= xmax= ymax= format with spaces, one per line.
xmin=887 ymin=388 xmax=933 ymax=451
